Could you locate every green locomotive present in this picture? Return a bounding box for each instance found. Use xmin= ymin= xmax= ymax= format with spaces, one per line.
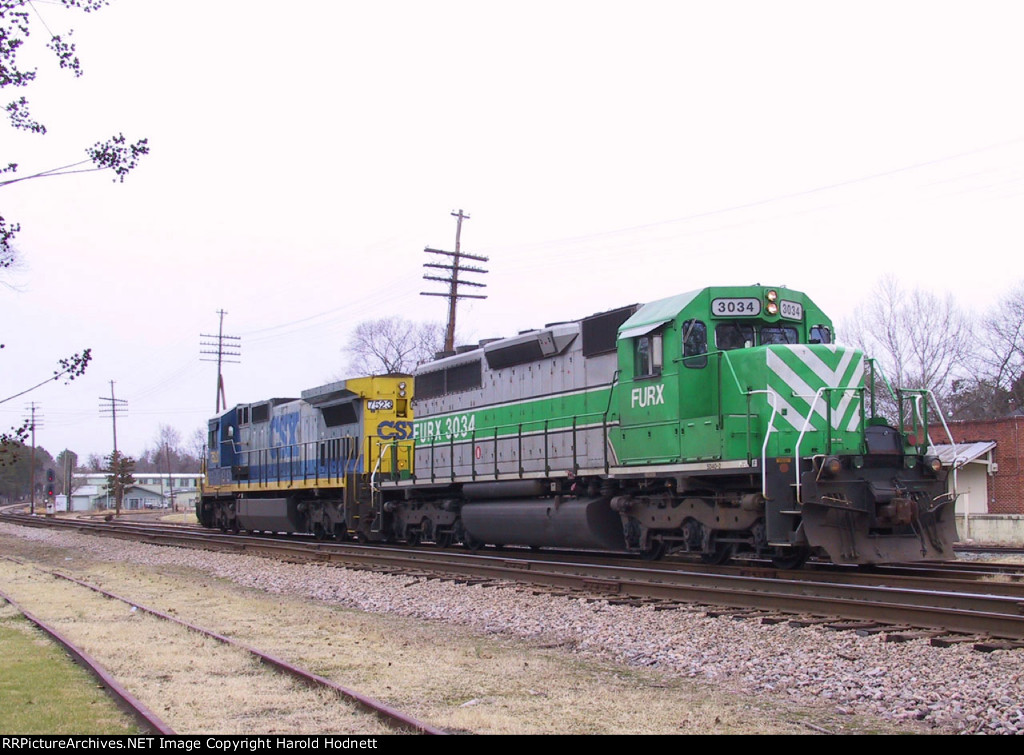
xmin=383 ymin=284 xmax=957 ymax=566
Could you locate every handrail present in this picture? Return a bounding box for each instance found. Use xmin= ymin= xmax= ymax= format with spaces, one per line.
xmin=792 ymin=386 xmax=828 ymax=505
xmin=369 ymin=439 xmax=400 ymax=493
xmin=912 ymin=391 xmax=955 ymax=454
xmin=232 ymin=436 xmax=361 ymax=487
xmin=742 ymin=389 xmax=780 ymax=500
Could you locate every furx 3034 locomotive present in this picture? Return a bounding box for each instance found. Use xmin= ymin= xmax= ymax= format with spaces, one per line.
xmin=199 ymin=285 xmax=958 ymax=567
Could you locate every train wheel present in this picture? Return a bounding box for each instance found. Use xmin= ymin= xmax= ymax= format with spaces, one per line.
xmin=435 ymin=531 xmax=453 ymax=549
xmin=700 ymin=542 xmax=734 ymax=565
xmin=464 ymin=534 xmax=485 ymax=552
xmin=770 ymin=546 xmax=810 ymax=570
xmin=640 ymin=540 xmax=665 ymax=560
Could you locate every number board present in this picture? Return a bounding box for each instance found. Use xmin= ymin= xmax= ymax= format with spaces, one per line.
xmin=779 ymin=300 xmax=803 ymax=320
xmin=711 ymin=298 xmax=761 ymax=317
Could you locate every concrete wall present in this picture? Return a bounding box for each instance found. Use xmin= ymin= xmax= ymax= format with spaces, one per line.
xmin=956 ymin=514 xmax=1024 ymax=546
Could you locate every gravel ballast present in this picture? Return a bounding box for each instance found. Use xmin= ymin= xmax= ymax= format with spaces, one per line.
xmin=2 ymin=522 xmax=1022 ymax=734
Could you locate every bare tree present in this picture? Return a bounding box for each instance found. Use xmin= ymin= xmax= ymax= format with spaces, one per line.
xmin=54 ymin=448 xmax=77 ymax=496
xmin=947 ymin=280 xmax=1024 ymax=419
xmin=343 ymin=318 xmax=445 ymax=376
xmin=981 ymin=280 xmax=1024 ymax=408
xmin=841 ymin=276 xmax=973 ymax=418
xmin=188 ymin=427 xmax=206 ymax=463
xmin=136 ymin=423 xmax=202 ymax=473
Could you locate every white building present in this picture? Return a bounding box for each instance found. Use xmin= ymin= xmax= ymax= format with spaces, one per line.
xmin=68 ymin=472 xmax=201 ymax=512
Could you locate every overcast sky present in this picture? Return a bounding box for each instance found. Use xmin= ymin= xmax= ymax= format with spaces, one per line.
xmin=3 ymin=0 xmax=1024 ymax=462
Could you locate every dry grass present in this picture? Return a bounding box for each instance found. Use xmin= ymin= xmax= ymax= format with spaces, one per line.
xmin=0 ymin=605 xmax=139 ymax=735
xmin=0 ymin=532 xmax=915 ymax=735
xmin=0 ymin=561 xmax=395 ymax=735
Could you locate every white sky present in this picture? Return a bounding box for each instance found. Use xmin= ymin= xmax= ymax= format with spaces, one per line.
xmin=3 ymin=0 xmax=1023 ymax=461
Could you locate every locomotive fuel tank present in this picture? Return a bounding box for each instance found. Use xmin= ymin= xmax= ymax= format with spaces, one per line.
xmin=460 ymin=497 xmax=625 ymax=551
xmin=235 ymin=497 xmax=300 ymax=533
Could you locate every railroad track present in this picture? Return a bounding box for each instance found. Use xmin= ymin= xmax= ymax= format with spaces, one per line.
xmin=7 ymin=512 xmax=1024 ymax=649
xmin=0 ymin=554 xmax=444 ymax=735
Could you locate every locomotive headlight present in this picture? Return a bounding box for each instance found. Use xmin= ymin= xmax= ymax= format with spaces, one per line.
xmin=766 ymin=290 xmax=778 ymax=302
xmin=821 ymin=455 xmax=842 ymax=477
xmin=924 ymin=455 xmax=943 ymax=475
xmin=766 ymin=302 xmax=779 ymax=315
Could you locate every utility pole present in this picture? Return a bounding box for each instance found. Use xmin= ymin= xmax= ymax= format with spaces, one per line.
xmin=99 ymin=381 xmax=125 ymax=454
xmin=163 ymin=441 xmax=175 ymax=512
xmin=421 ymin=210 xmax=488 ymax=353
xmin=27 ymin=402 xmax=40 ymax=515
xmin=200 ymin=309 xmax=241 ymax=413
xmin=63 ymin=450 xmax=73 ymax=513
xmin=99 ymin=381 xmax=128 ymax=516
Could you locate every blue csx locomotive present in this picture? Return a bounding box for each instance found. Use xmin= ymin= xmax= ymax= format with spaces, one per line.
xmin=199 ymin=285 xmax=959 ymax=567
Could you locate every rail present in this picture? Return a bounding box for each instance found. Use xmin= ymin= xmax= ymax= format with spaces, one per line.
xmin=415 ymin=409 xmax=613 ymax=482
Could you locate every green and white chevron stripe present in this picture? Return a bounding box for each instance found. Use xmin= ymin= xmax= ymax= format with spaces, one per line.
xmin=765 ymin=345 xmax=865 ymax=434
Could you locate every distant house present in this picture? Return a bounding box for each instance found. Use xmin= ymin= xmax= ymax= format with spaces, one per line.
xmin=930 ymin=441 xmax=998 ymax=516
xmin=930 ymin=415 xmax=1024 ymax=544
xmin=68 ymin=472 xmax=202 ymax=512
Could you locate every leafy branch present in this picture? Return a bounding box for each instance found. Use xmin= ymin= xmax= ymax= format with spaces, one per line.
xmin=0 ymin=348 xmax=92 ymax=405
xmin=1 ymin=1 xmax=148 ymax=255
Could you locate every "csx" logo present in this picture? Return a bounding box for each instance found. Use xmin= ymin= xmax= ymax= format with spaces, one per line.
xmin=377 ymin=421 xmax=414 ymax=439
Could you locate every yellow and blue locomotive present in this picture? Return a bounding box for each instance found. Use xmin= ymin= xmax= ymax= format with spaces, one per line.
xmin=199 ymin=375 xmax=414 ymax=539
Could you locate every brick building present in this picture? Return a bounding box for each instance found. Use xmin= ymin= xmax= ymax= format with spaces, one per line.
xmin=931 ymin=415 xmax=1023 ymax=515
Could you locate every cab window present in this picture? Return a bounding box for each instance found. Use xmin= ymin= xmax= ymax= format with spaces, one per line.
xmin=715 ymin=323 xmax=754 ymax=351
xmin=810 ymin=325 xmax=832 ymax=344
xmin=634 ymin=332 xmax=663 ymax=377
xmin=681 ymin=319 xmax=707 ymax=368
xmin=760 ymin=326 xmax=798 ymax=345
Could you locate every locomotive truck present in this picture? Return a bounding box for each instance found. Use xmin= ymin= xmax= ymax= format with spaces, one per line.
xmin=199 ymin=284 xmax=958 ymax=567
